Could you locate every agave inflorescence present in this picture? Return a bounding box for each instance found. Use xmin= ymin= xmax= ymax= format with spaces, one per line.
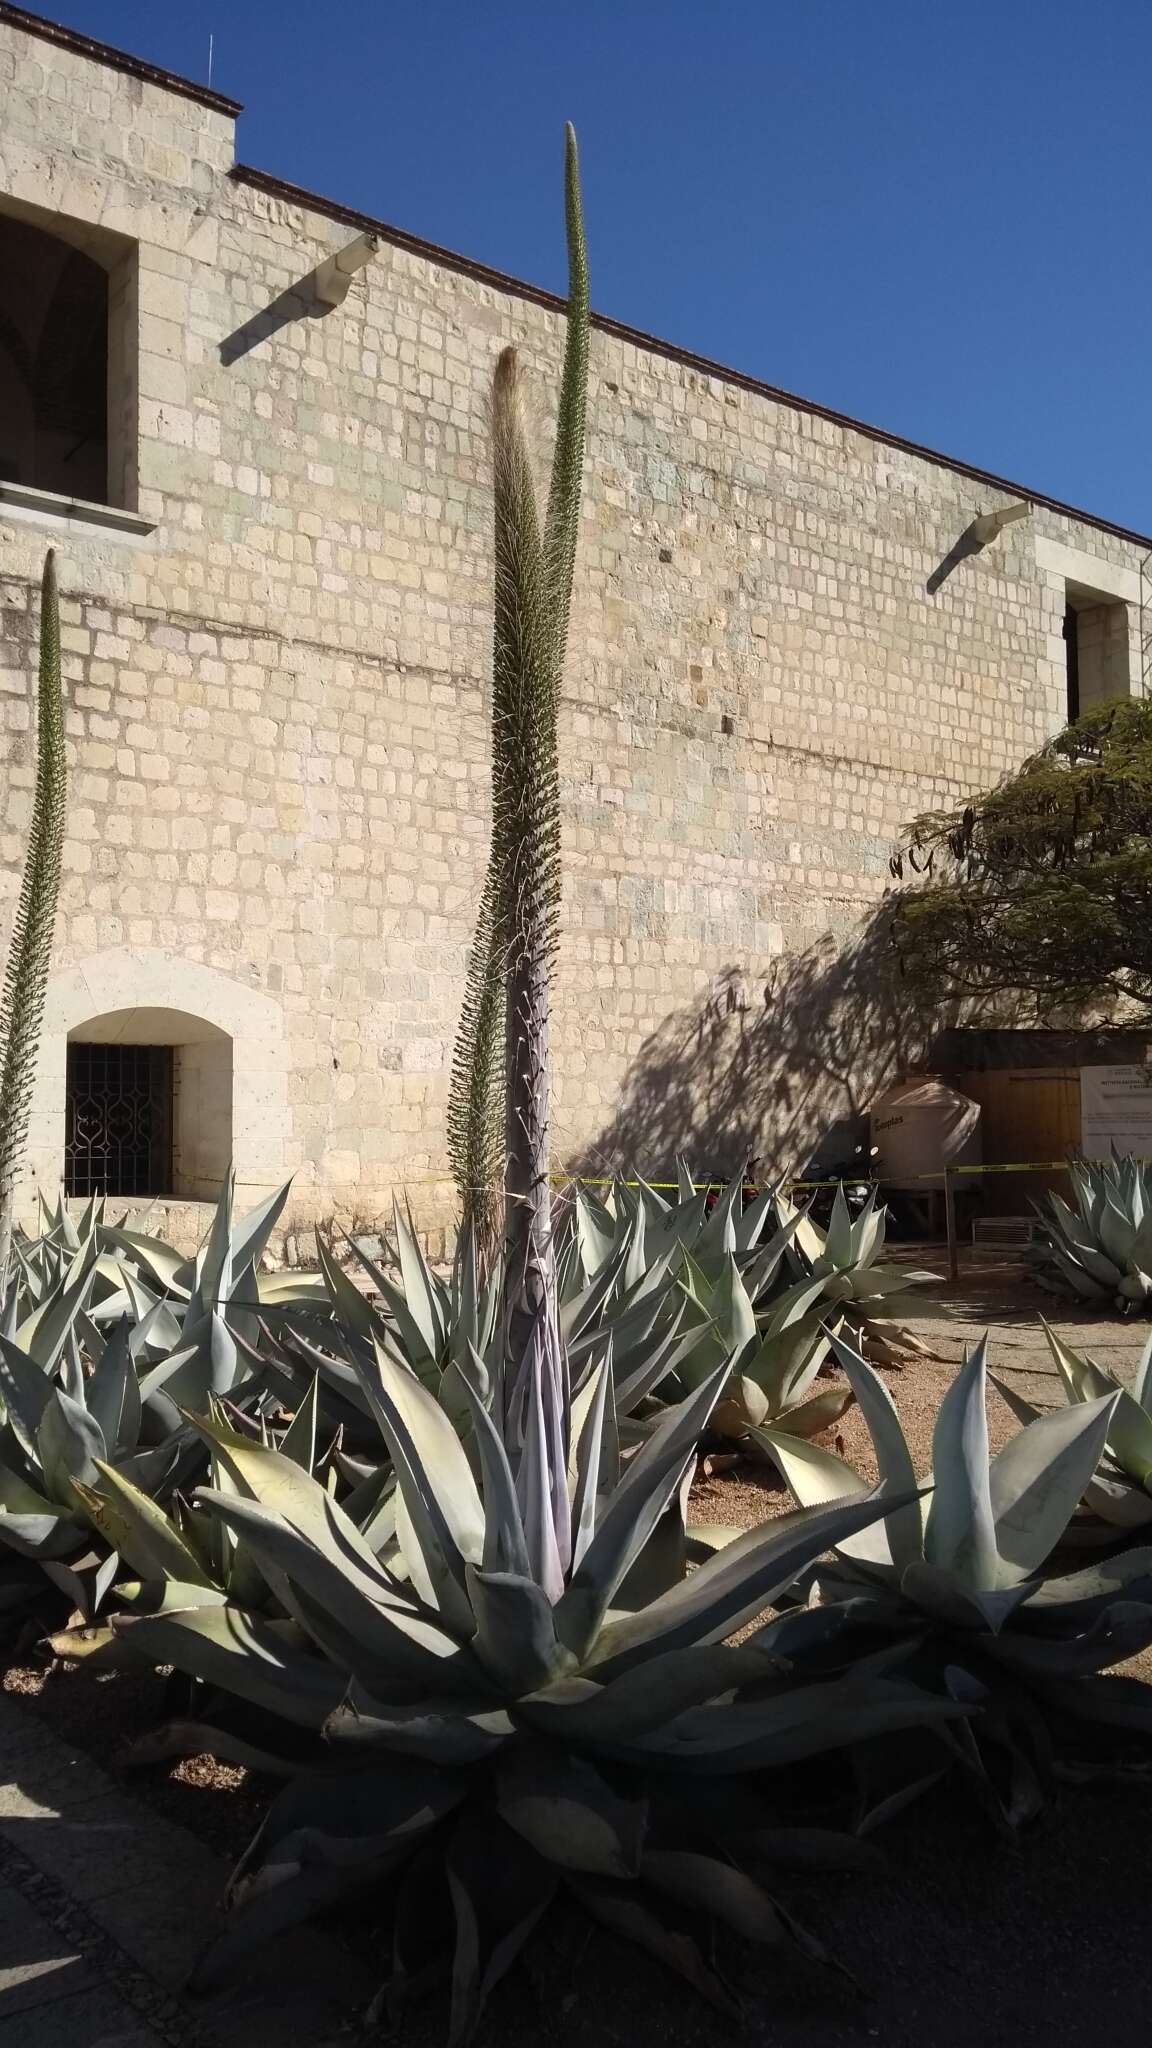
xmin=0 ymin=551 xmax=67 ymax=1291
xmin=757 ymin=1330 xmax=1152 ymax=1823
xmin=1030 ymin=1152 xmax=1152 ymax=1312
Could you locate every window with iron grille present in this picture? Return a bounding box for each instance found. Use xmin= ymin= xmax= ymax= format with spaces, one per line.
xmin=64 ymin=1043 xmax=174 ymax=1199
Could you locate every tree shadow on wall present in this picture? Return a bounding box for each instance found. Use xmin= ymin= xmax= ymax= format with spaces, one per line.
xmin=574 ymin=907 xmax=930 ymax=1181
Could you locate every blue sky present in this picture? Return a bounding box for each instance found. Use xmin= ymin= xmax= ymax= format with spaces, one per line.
xmin=39 ymin=0 xmax=1152 ymax=534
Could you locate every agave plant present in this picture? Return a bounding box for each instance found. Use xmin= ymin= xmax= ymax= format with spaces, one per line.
xmin=0 ymin=1170 xmax=320 ymax=1607
xmin=101 ymin=1344 xmax=958 ymax=2032
xmin=756 ymin=1331 xmax=1152 ymax=1823
xmin=0 ymin=1307 xmax=198 ymax=1612
xmin=771 ymin=1181 xmax=935 ymax=1323
xmin=992 ymin=1322 xmax=1152 ymax=1538
xmin=1030 ymin=1152 xmax=1152 ymax=1311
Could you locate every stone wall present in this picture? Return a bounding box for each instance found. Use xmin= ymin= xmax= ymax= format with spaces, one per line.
xmin=0 ymin=10 xmax=1148 ymax=1246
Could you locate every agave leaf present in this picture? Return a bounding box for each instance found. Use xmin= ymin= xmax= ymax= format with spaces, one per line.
xmin=37 ymin=1386 xmax=106 ymax=1500
xmin=97 ymin=1226 xmax=193 ymax=1296
xmin=696 ymin=1171 xmax=745 ymax=1258
xmin=466 ymin=1566 xmax=573 ymax=1693
xmin=1044 ymin=1329 xmax=1152 ymax=1483
xmin=77 ymin=1461 xmax=212 ymax=1587
xmin=574 ymin=1188 xmax=616 ymax=1277
xmin=356 ymin=1338 xmax=483 ymax=1624
xmin=279 ymin=1325 xmax=375 ymax=1419
xmin=325 ymin=1690 xmax=513 ymax=1764
xmin=619 ymin=1675 xmax=968 ymax=1773
xmin=776 ymin=1382 xmax=855 ymax=1440
xmin=84 ymin=1319 xmax=140 ymax=1456
xmin=445 ymin=1812 xmax=557 ymax=2048
xmin=988 ymin=1373 xmax=1044 ymax=1430
xmin=979 ymin=1600 xmax=1152 ymax=1677
xmin=823 ymin=1184 xmax=854 ymax=1268
xmin=848 ymin=1187 xmax=885 ymax=1268
xmin=588 ymin=1490 xmax=914 ymax=1678
xmin=773 ymin=1185 xmax=827 ymax=1267
xmin=733 ymin=1182 xmax=776 ymax=1255
xmin=518 ymin=1642 xmax=782 ymax=1744
xmin=1030 ymin=1670 xmax=1152 ymax=1735
xmin=827 ymin=1330 xmax=923 ymax=1571
xmin=923 ymin=1339 xmax=997 ymax=1588
xmin=0 ymin=1509 xmax=81 ymax=1559
xmin=198 ymin=1763 xmax=465 ymax=1985
xmin=187 ymin=1404 xmax=387 ymax=1579
xmin=555 ymin=1360 xmax=731 ymax=1658
xmin=227 ymin=1177 xmax=292 ymax=1278
xmin=642 ymin=1849 xmax=784 ymax=1942
xmin=988 ymin=1391 xmax=1119 ymax=1582
xmin=14 ymin=1245 xmax=93 ymax=1372
xmin=316 ymin=1238 xmax=394 ymax=1352
xmin=571 ymin=1874 xmax=738 ymax=2013
xmin=194 ymin=1489 xmax=476 ymax=1695
xmin=392 ymin=1203 xmax=446 ymax=1361
xmin=112 ymin=1603 xmax=347 ymax=1725
xmin=0 ymin=1330 xmax=55 ymax=1441
xmin=748 ymin=1426 xmax=868 ymax=1506
xmin=841 ymin=1262 xmax=923 ymax=1302
xmin=185 ymin=1165 xmax=235 ymax=1328
xmin=498 ymin=1745 xmax=646 ymax=1878
xmin=447 ymin=1352 xmax=531 ymax=1580
xmin=279 ymin=1372 xmax=319 ymax=1472
xmin=569 ymin=1352 xmax=610 ymax=1568
xmin=899 ymin=1559 xmax=1033 ymax=1633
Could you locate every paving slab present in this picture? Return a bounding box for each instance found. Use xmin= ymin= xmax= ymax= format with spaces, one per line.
xmin=0 ymin=1691 xmax=375 ymax=2048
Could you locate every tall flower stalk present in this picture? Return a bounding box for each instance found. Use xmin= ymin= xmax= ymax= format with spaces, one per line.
xmin=0 ymin=551 xmax=67 ymax=1294
xmin=448 ymin=125 xmax=589 ymax=1342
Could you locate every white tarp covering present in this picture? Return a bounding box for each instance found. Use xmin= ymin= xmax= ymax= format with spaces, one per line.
xmin=1079 ymin=1065 xmax=1152 ymax=1157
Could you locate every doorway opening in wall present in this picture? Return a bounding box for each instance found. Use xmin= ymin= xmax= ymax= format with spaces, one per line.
xmin=63 ymin=1011 xmax=233 ymax=1202
xmin=0 ymin=200 xmax=136 ymax=510
xmin=65 ymin=1044 xmax=173 ymax=1200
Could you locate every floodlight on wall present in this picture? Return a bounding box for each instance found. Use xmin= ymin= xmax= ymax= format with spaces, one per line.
xmin=968 ymin=500 xmax=1032 ymax=548
xmin=313 ymin=232 xmax=379 ymax=308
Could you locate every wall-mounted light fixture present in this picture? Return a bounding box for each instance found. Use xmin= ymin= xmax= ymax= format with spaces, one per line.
xmin=968 ymin=499 xmax=1032 ymax=548
xmin=314 ymin=232 xmax=379 ymax=308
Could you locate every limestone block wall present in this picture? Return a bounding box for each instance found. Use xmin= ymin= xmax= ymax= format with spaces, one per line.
xmin=0 ymin=9 xmax=1148 ymax=1247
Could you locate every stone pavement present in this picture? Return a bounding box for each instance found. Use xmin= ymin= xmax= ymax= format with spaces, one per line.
xmin=0 ymin=1691 xmax=374 ymax=2047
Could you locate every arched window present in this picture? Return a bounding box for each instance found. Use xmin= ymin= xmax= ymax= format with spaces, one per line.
xmin=64 ymin=1009 xmax=233 ymax=1203
xmin=0 ymin=205 xmax=135 ymax=510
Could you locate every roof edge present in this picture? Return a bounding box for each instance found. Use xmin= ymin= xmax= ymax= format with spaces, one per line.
xmin=0 ymin=4 xmax=242 ymax=116
xmin=232 ymin=160 xmax=1152 ymax=554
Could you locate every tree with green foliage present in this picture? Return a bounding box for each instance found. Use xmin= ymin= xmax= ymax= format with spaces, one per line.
xmin=890 ymin=697 xmax=1152 ymax=1016
xmin=447 ymin=123 xmax=589 ymax=1334
xmin=0 ymin=551 xmax=66 ymax=1292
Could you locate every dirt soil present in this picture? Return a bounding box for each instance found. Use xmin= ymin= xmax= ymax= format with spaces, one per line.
xmin=6 ymin=1251 xmax=1152 ymax=2045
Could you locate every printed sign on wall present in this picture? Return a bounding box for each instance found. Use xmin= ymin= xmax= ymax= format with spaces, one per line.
xmin=1080 ymin=1065 xmax=1152 ymax=1156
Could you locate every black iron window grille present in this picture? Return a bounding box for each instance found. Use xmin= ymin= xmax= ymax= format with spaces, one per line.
xmin=64 ymin=1043 xmax=174 ymax=1199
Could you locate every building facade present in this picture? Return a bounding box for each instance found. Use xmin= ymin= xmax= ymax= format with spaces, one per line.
xmin=1 ymin=5 xmax=1149 ymax=1248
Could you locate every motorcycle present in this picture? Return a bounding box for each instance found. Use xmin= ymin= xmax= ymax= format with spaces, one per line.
xmin=793 ymin=1142 xmax=878 ymax=1227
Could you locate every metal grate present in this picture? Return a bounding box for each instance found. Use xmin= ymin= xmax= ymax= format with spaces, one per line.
xmin=971 ymin=1216 xmax=1036 ymax=1250
xmin=65 ymin=1042 xmax=174 ymax=1199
